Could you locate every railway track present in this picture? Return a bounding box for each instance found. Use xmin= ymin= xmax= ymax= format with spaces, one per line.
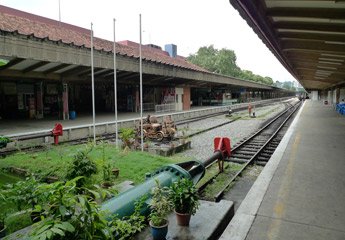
xmin=198 ymin=100 xmax=302 ymax=202
xmin=0 ymin=101 xmax=283 ymax=157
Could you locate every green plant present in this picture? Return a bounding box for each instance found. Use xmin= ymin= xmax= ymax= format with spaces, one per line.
xmin=119 ymin=128 xmax=135 ymax=149
xmin=0 ymin=136 xmax=10 ymax=148
xmin=149 ymin=179 xmax=173 ymax=227
xmin=2 ymin=175 xmax=40 ymax=211
xmin=30 ymin=177 xmax=112 ymax=240
xmin=0 ymin=136 xmax=10 ymax=143
xmin=66 ymin=144 xmax=97 ymax=186
xmin=102 ymin=163 xmax=113 ymax=182
xmin=170 ymin=178 xmax=199 ymax=215
xmin=0 ymin=192 xmax=7 ymax=230
xmin=109 ymin=196 xmax=146 ymax=239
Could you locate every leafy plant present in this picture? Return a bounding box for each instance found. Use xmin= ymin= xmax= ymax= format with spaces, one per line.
xmin=0 ymin=192 xmax=7 ymax=230
xmin=2 ymin=175 xmax=40 ymax=211
xmin=149 ymin=179 xmax=173 ymax=227
xmin=30 ymin=177 xmax=112 ymax=240
xmin=0 ymin=136 xmax=10 ymax=148
xmin=109 ymin=196 xmax=146 ymax=239
xmin=119 ymin=128 xmax=135 ymax=149
xmin=0 ymin=136 xmax=10 ymax=143
xmin=66 ymin=144 xmax=97 ymax=186
xmin=169 ymin=178 xmax=199 ymax=215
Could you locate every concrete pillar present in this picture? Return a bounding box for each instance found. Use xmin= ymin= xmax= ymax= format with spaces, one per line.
xmin=183 ymin=87 xmax=191 ymax=110
xmin=36 ymin=82 xmax=44 ymax=119
xmin=175 ymin=87 xmax=183 ymax=111
xmin=62 ymin=83 xmax=69 ymax=120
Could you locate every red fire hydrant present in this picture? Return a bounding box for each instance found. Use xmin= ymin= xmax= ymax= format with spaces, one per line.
xmin=51 ymin=123 xmax=63 ymax=145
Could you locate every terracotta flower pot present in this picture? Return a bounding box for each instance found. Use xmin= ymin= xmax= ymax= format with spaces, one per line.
xmin=111 ymin=168 xmax=119 ymax=178
xmin=101 ymin=181 xmax=113 ymax=189
xmin=175 ymin=210 xmax=191 ymax=226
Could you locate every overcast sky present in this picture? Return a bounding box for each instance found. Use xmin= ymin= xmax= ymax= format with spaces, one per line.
xmin=1 ymin=0 xmax=296 ymax=83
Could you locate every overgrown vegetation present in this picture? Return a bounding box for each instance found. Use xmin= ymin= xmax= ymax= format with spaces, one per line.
xmin=0 ymin=142 xmax=185 ymax=185
xmin=200 ymin=162 xmax=243 ymax=201
xmin=0 ymin=141 xmax=188 ymax=237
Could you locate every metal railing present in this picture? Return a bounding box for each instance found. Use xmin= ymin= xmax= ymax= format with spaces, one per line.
xmin=155 ymin=103 xmax=176 ymax=113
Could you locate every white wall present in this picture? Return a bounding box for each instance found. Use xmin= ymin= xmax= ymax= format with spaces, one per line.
xmin=175 ymin=87 xmax=183 ymax=111
xmin=340 ymin=88 xmax=345 ymax=102
xmin=311 ymin=91 xmax=318 ymax=101
xmin=333 ymin=89 xmax=337 ymax=104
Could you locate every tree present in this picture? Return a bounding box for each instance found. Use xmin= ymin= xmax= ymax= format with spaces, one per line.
xmin=187 ymin=45 xmax=241 ymax=77
xmin=188 ymin=45 xmax=275 ymax=86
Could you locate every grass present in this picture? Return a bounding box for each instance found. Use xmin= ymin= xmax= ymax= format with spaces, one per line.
xmin=200 ymin=162 xmax=243 ymax=201
xmin=0 ymin=142 xmax=187 ymax=186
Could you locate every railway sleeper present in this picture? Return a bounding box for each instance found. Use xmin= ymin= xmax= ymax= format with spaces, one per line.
xmin=262 ymin=150 xmax=275 ymax=155
xmin=239 ymin=148 xmax=259 ymax=152
xmin=257 ymin=156 xmax=270 ymax=162
xmin=235 ymin=150 xmax=256 ymax=155
xmin=255 ymin=161 xmax=267 ymax=166
xmin=260 ymin=153 xmax=272 ymax=158
xmin=231 ymin=154 xmax=252 ymax=159
xmin=226 ymin=158 xmax=248 ymax=164
xmin=245 ymin=144 xmax=263 ymax=148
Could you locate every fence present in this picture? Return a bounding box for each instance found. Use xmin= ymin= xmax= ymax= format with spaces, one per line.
xmin=155 ymin=103 xmax=176 ymax=113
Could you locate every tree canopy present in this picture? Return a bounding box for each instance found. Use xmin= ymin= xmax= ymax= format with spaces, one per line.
xmin=187 ymin=45 xmax=274 ymax=86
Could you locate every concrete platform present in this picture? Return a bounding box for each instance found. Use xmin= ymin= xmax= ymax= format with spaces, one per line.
xmin=220 ymin=100 xmax=345 ymax=240
xmin=136 ymin=200 xmax=234 ymax=240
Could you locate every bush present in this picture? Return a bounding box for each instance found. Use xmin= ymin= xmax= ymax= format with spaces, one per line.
xmin=170 ymin=178 xmax=199 ymax=215
xmin=66 ymin=144 xmax=97 ymax=186
xmin=30 ymin=177 xmax=112 ymax=240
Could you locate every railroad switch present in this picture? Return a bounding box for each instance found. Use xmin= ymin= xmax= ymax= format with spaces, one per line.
xmin=214 ymin=137 xmax=231 ymax=172
xmin=51 ymin=123 xmax=63 ymax=145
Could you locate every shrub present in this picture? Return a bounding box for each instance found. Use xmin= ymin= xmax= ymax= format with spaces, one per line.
xmin=66 ymin=144 xmax=97 ymax=186
xmin=170 ymin=178 xmax=199 ymax=215
xmin=149 ymin=179 xmax=173 ymax=227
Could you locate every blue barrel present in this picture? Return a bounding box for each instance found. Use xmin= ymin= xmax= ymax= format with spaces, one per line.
xmin=69 ymin=111 xmax=76 ymax=120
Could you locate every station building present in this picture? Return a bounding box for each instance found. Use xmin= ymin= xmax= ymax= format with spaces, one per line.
xmin=0 ymin=5 xmax=292 ymax=120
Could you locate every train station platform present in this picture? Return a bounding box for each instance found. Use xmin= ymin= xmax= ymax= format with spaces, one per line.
xmin=220 ymin=100 xmax=345 ymax=239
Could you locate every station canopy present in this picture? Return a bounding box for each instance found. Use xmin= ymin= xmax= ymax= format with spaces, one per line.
xmin=229 ymin=0 xmax=345 ymax=91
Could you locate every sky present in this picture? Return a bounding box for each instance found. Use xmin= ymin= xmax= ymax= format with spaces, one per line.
xmin=1 ymin=0 xmax=297 ymax=83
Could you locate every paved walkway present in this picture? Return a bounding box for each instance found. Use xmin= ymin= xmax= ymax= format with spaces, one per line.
xmin=221 ymin=100 xmax=345 ymax=240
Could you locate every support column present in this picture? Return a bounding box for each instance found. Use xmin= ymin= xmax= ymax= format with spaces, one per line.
xmin=36 ymin=82 xmax=44 ymax=119
xmin=62 ymin=83 xmax=69 ymax=120
xmin=183 ymin=87 xmax=191 ymax=110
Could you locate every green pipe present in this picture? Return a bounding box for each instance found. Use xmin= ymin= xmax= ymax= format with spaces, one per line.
xmin=101 ymin=161 xmax=205 ymax=219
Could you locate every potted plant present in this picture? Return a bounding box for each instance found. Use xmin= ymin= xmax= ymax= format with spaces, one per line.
xmin=0 ymin=135 xmax=10 ymax=148
xmin=169 ymin=178 xmax=200 ymax=226
xmin=149 ymin=179 xmax=173 ymax=240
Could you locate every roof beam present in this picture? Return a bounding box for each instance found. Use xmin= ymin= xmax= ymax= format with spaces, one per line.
xmin=267 ymin=8 xmax=345 ymax=20
xmin=43 ymin=63 xmax=70 ymax=74
xmin=278 ymin=32 xmax=345 ymax=42
xmin=274 ymin=21 xmax=345 ymax=33
xmin=282 ymin=40 xmax=345 ymax=53
xmin=22 ymin=61 xmax=50 ymax=73
xmin=0 ymin=58 xmax=25 ymax=70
